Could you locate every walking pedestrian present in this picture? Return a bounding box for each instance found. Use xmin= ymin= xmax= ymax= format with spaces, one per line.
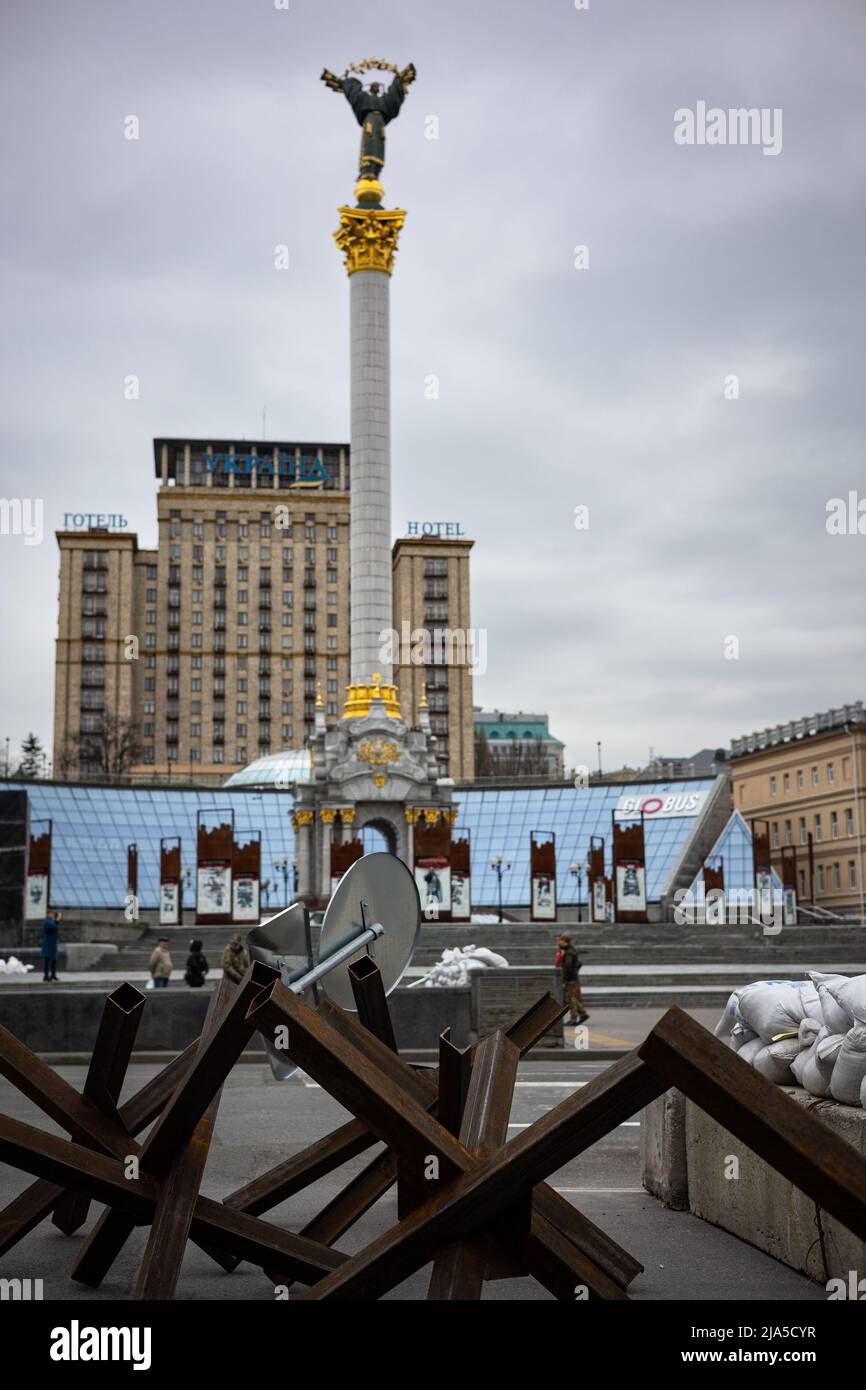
xmin=184 ymin=938 xmax=209 ymax=988
xmin=556 ymin=932 xmax=588 ymax=1025
xmin=40 ymin=908 xmax=60 ymax=982
xmin=220 ymin=933 xmax=249 ymax=984
xmin=149 ymin=935 xmax=173 ymax=989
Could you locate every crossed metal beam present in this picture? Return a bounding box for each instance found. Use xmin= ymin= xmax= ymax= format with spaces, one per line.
xmin=2 ymin=961 xmax=866 ymax=1301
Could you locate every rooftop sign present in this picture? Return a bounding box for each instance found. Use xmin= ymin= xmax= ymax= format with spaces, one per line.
xmin=406 ymin=521 xmax=465 ymax=537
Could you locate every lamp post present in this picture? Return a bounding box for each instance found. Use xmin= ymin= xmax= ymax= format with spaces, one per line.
xmin=569 ymin=860 xmax=585 ymax=923
xmin=489 ymin=855 xmax=512 ymax=924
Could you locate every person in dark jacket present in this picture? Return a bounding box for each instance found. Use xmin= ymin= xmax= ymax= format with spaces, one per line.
xmin=40 ymin=909 xmax=60 ymax=982
xmin=556 ymin=933 xmax=588 ymax=1025
xmin=184 ymin=938 xmax=209 ymax=988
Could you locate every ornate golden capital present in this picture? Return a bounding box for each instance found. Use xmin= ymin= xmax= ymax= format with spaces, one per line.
xmin=334 ymin=205 xmax=406 ymax=277
xmin=422 ymin=809 xmax=440 ymax=826
xmin=404 ymin=806 xmax=420 ymax=824
xmin=340 ymin=808 xmax=356 ymax=826
xmin=319 ymin=808 xmax=338 ymax=825
xmin=292 ymin=810 xmax=314 ymax=830
xmin=441 ymin=808 xmax=459 ymax=826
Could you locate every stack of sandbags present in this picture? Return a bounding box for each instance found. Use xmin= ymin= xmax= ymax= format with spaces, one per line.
xmin=415 ymin=944 xmax=509 ymax=988
xmin=714 ymin=979 xmax=823 ymax=1085
xmin=717 ymin=972 xmax=866 ymax=1107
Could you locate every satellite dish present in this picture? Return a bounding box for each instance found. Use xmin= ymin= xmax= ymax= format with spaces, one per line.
xmin=317 ymin=852 xmax=421 ymax=1011
xmin=247 ymin=900 xmax=313 ymax=984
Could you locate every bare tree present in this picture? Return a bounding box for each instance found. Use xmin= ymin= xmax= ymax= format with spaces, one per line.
xmin=60 ymin=711 xmax=142 ymax=780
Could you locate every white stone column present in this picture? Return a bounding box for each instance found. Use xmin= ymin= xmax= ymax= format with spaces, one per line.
xmin=350 ymin=269 xmax=393 ymax=684
xmin=293 ymin=812 xmax=314 ymax=899
xmin=320 ymin=810 xmax=336 ymax=898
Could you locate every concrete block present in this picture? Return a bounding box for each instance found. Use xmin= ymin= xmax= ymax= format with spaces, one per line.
xmin=640 ymin=1089 xmax=689 ymax=1211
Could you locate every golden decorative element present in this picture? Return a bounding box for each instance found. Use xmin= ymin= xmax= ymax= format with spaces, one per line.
xmin=423 ymin=809 xmax=440 ymax=826
xmin=319 ymin=808 xmax=338 ymax=825
xmin=373 ymin=774 xmax=386 ymax=788
xmin=334 ymin=205 xmax=406 ymax=277
xmin=342 ymin=670 xmax=402 ymax=719
xmin=291 ymin=810 xmax=314 ymax=830
xmin=404 ymin=806 xmax=420 ymax=824
xmin=357 ymin=737 xmax=400 ymax=768
xmin=441 ymin=808 xmax=459 ymax=826
xmin=354 ymin=175 xmax=384 ymax=206
xmin=419 ymin=681 xmax=428 ymax=710
xmin=315 ymin=681 xmax=324 ymax=708
xmin=343 ymin=57 xmax=401 ymax=78
xmin=340 ymin=807 xmax=356 ymax=826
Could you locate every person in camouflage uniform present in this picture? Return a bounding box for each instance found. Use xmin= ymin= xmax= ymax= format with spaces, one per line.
xmin=221 ymin=933 xmax=250 ymax=984
xmin=557 ymin=933 xmax=588 ymax=1025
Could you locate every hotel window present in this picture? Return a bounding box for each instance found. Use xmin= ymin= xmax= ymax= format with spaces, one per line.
xmin=192 ymin=590 xmax=203 ymax=604
xmin=238 ymin=634 xmax=248 ymax=648
xmin=797 ymin=769 xmax=804 ymax=789
xmin=236 ymin=747 xmax=247 ymax=763
xmin=192 ymin=611 xmax=202 ymax=624
xmin=784 ymin=819 xmax=792 ymax=846
xmin=799 ymin=817 xmax=807 ymax=845
xmin=146 ymin=611 xmax=156 ymax=624
xmin=146 ymin=565 xmax=157 ymax=580
xmin=237 ymin=701 xmax=247 ymax=714
xmin=327 ymin=657 xmax=336 ymax=671
xmin=191 ymin=633 xmax=202 ymax=648
xmin=213 ymin=748 xmax=225 ymax=763
xmin=327 ymin=678 xmax=338 ymax=694
xmin=305 ymin=524 xmax=315 ymax=541
xmin=305 ymin=548 xmax=315 ymax=564
xmin=833 ymin=863 xmax=841 ymax=891
xmin=193 ymin=566 xmax=203 ymax=582
xmin=146 ymin=587 xmax=157 ymax=602
xmin=327 ymin=569 xmax=337 ymax=584
xmin=847 ymin=808 xmax=854 ymax=836
xmin=828 ymin=761 xmax=836 ymax=785
xmin=327 ymin=547 xmax=337 ymax=564
xmin=818 ymin=865 xmax=825 ymax=893
xmin=170 ymin=544 xmax=181 ymax=560
xmin=190 ymin=748 xmax=201 ymax=762
xmin=327 ymin=526 xmax=336 ymax=541
xmin=327 ymin=636 xmax=337 ymax=650
xmin=239 ymin=547 xmax=249 ymax=562
xmin=237 ymin=678 xmax=248 ymax=692
xmin=327 ymin=613 xmax=337 ymax=627
xmin=812 ymin=766 xmax=820 ymax=786
xmin=327 ymin=701 xmax=337 ymax=717
xmin=239 ymin=523 xmax=248 ymax=539
xmin=236 ymin=724 xmax=247 ymax=737
xmin=327 ymin=591 xmax=337 ymax=604
xmin=193 ymin=522 xmax=203 ymax=539
xmin=192 ymin=656 xmax=202 ymax=668
xmin=850 ymin=861 xmax=858 ymax=889
xmin=783 ymin=773 xmax=790 ymax=793
xmin=815 ymin=814 xmax=822 ymax=842
xmin=831 ymin=811 xmax=839 ymax=840
xmin=769 ymin=776 xmax=777 ymax=797
xmin=191 ymin=678 xmax=202 ymax=692
xmin=215 ymin=546 xmax=226 ymax=562
xmin=145 ymin=633 xmax=156 ymax=649
xmin=191 ymin=701 xmax=201 ymax=715
xmin=190 ymin=723 xmax=201 ymax=738
xmin=282 ymin=724 xmax=292 ymax=741
xmin=238 ymin=612 xmax=248 ymax=626
xmin=144 ymin=677 xmax=156 ymax=691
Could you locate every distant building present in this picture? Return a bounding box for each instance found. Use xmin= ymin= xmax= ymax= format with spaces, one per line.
xmin=474 ymin=709 xmax=565 ymax=780
xmin=729 ymin=702 xmax=866 ymax=917
xmin=647 ymin=749 xmax=728 ymax=779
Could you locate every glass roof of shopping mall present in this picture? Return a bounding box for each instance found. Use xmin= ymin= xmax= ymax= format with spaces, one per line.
xmin=224 ymin=748 xmax=311 ymax=788
xmin=688 ymin=810 xmax=783 ymax=894
xmin=2 ymin=776 xmax=720 ymax=910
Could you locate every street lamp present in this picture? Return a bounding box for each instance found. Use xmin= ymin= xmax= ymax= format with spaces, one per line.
xmin=569 ymin=860 xmax=585 ymax=923
xmin=273 ymin=856 xmax=290 ymax=908
xmin=489 ymin=854 xmax=512 ymax=924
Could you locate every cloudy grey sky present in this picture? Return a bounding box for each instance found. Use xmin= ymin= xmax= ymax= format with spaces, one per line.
xmin=1 ymin=0 xmax=864 ymax=775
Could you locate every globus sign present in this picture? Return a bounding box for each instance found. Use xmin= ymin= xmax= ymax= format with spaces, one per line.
xmin=614 ymin=791 xmax=708 ymax=821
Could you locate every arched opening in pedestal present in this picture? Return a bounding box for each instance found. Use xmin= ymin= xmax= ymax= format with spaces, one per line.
xmin=359 ymin=817 xmax=398 ymax=856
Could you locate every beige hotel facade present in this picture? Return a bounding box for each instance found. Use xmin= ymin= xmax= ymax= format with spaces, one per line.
xmin=730 ymin=703 xmax=866 ymax=917
xmin=53 ymin=438 xmax=475 ymax=785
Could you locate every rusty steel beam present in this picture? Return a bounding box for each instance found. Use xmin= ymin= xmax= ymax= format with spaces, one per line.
xmin=436 ymin=1029 xmax=471 ymax=1138
xmin=0 ymin=1111 xmax=346 ymax=1285
xmin=132 ymin=978 xmax=237 ymax=1299
xmin=53 ymin=982 xmax=145 ymax=1236
xmin=428 ymin=1031 xmax=520 ymax=1300
xmin=348 ymin=955 xmax=398 ymax=1052
xmin=298 ymin=1049 xmax=667 ymax=1300
xmin=224 ymin=1119 xmax=377 ymax=1218
xmin=638 ymin=1006 xmax=866 ymax=1243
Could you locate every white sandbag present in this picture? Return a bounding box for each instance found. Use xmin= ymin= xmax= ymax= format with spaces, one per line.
xmin=714 ymin=991 xmax=742 ymax=1038
xmin=731 ymin=1022 xmax=758 ymax=1051
xmin=829 ymin=1019 xmax=866 ymax=1106
xmin=802 ymin=1031 xmax=844 ymax=1097
xmin=827 ymin=975 xmax=866 ymax=1030
xmin=464 ymin=946 xmax=508 ymax=969
xmin=752 ymin=1037 xmax=800 ymax=1086
xmin=809 ymin=972 xmax=853 ymax=1033
xmin=735 ymin=1037 xmax=764 ymax=1066
xmin=736 ymin=981 xmax=821 ymax=1043
xmin=798 ymin=1015 xmax=822 ymax=1048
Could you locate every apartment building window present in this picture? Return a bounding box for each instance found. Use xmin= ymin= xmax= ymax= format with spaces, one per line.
xmin=769 ymin=776 xmax=777 ymax=797
xmin=191 ymin=678 xmax=202 ymax=692
xmin=847 ymin=808 xmax=854 ymax=837
xmin=799 ymin=869 xmax=806 ymax=897
xmin=327 ymin=636 xmax=337 ymax=651
xmin=193 ymin=522 xmax=203 ymax=539
xmin=83 ymin=550 xmax=108 ymax=570
xmin=812 ymin=767 xmax=820 ymax=786
xmin=850 ymin=861 xmax=858 ymax=889
xmin=238 ymin=591 xmax=248 ymax=605
xmin=191 ymin=633 xmax=202 ymax=648
xmin=797 ymin=769 xmax=804 ymax=789
xmin=192 ymin=611 xmax=202 ymax=624
xmin=238 ymin=634 xmax=248 ymax=648
xmin=799 ymin=816 xmax=807 ymax=845
xmin=142 ymin=747 xmax=155 ymax=763
xmin=327 ymin=569 xmax=337 ymax=584
xmin=190 ymin=723 xmax=201 ymax=738
xmin=327 ymin=613 xmax=337 ymax=627
xmin=305 ymin=524 xmax=315 ymax=542
xmin=145 ymin=633 xmax=156 ymax=649
xmin=828 ymin=761 xmax=836 ymax=785
xmin=239 ymin=523 xmax=248 ymax=539
xmin=783 ymin=773 xmax=790 ymax=793
xmin=327 ymin=678 xmax=337 ymax=694
xmin=424 ymin=558 xmax=447 ymax=577
xmin=818 ymin=865 xmax=825 ymax=893
xmin=831 ymin=811 xmax=839 ymax=840
xmin=327 ymin=658 xmax=336 ymax=672
xmin=327 ymin=701 xmax=337 ymax=717
xmin=833 ymin=863 xmax=841 ymax=891
xmin=815 ymin=814 xmax=822 ymax=842
xmin=236 ymin=723 xmax=247 ymax=737
xmin=327 ymin=526 xmax=336 ymax=541
xmin=83 ymin=573 xmax=107 ymax=593
xmin=771 ymin=822 xmax=779 ymax=849
xmin=327 ymin=548 xmax=337 ymax=564
xmin=193 ymin=566 xmax=203 ymax=582
xmin=213 ymin=748 xmax=225 ymax=764
xmin=144 ymin=677 xmax=156 ymax=691
xmin=143 ymin=723 xmax=154 ymax=738
xmin=146 ymin=565 xmax=157 ymax=580
xmin=236 ymin=747 xmax=247 ymax=763
xmin=282 ymin=724 xmax=292 ymax=741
